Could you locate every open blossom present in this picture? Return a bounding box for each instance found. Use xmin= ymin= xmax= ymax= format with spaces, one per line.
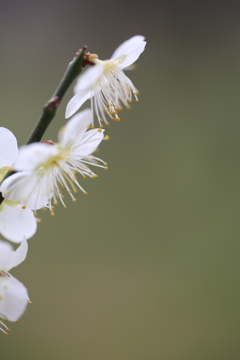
xmin=0 ymin=128 xmax=37 ymax=243
xmin=0 ymin=239 xmax=30 ymax=334
xmin=65 ymin=35 xmax=146 ymax=126
xmin=0 ymin=109 xmax=107 ymax=214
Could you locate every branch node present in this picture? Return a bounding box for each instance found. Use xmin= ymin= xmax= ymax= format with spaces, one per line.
xmin=47 ymin=96 xmax=60 ymax=112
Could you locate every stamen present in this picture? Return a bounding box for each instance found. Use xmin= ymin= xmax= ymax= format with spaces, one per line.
xmin=0 ymin=321 xmax=10 ymax=335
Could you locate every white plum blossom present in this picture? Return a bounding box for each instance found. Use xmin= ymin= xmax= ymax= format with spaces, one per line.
xmin=0 ymin=109 xmax=107 ymax=214
xmin=0 ymin=128 xmax=37 ymax=243
xmin=0 ymin=239 xmax=30 ymax=334
xmin=65 ymin=35 xmax=146 ymax=126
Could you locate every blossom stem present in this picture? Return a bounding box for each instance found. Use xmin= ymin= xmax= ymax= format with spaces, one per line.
xmin=26 ymin=46 xmax=87 ymax=144
xmin=0 ymin=46 xmax=88 ymax=205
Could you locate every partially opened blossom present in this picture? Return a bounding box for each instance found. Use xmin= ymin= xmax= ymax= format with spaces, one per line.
xmin=1 ymin=109 xmax=107 ymax=214
xmin=0 ymin=239 xmax=30 ymax=334
xmin=0 ymin=128 xmax=37 ymax=243
xmin=66 ymin=35 xmax=146 ymax=126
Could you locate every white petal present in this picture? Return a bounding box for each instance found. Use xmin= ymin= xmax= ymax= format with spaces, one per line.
xmin=0 ymin=238 xmax=27 ymax=272
xmin=0 ymin=276 xmax=29 ymax=322
xmin=0 ymin=241 xmax=13 ymax=271
xmin=0 ymin=128 xmax=18 ymax=168
xmin=65 ymin=90 xmax=92 ymax=119
xmin=60 ymin=109 xmax=92 ymax=148
xmin=73 ymin=129 xmax=104 ymax=157
xmin=0 ymin=172 xmax=49 ymax=210
xmin=111 ymin=35 xmax=146 ymax=69
xmin=74 ymin=64 xmax=105 ymax=93
xmin=0 ymin=203 xmax=37 ymax=243
xmin=13 ymin=143 xmax=59 ymax=171
xmin=6 ymin=239 xmax=28 ymax=270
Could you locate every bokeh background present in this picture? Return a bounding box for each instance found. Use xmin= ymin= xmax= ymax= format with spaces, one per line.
xmin=1 ymin=0 xmax=240 ymax=358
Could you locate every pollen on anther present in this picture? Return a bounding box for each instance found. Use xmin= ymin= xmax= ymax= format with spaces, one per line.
xmin=104 ymin=135 xmax=109 ymax=141
xmin=98 ymin=129 xmax=103 ymax=133
xmin=21 ymin=206 xmax=26 ymax=209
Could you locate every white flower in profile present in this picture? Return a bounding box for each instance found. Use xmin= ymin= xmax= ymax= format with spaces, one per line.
xmin=66 ymin=35 xmax=146 ymax=127
xmin=0 ymin=109 xmax=107 ymax=214
xmin=0 ymin=128 xmax=37 ymax=243
xmin=0 ymin=239 xmax=30 ymax=334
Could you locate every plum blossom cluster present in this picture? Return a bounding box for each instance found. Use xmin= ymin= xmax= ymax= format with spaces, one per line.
xmin=0 ymin=35 xmax=146 ymax=333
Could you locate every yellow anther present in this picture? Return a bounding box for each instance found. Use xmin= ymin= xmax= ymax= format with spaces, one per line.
xmin=105 ymin=167 xmax=108 ymax=170
xmin=51 ymin=212 xmax=55 ymax=216
xmin=83 ymin=191 xmax=88 ymax=195
xmin=22 ymin=206 xmax=26 ymax=209
xmin=104 ymin=135 xmax=109 ymax=141
xmin=83 ymin=176 xmax=87 ymax=179
xmin=63 ymin=205 xmax=67 ymax=208
xmin=61 ymin=125 xmax=67 ymax=132
xmin=72 ymin=199 xmax=77 ymax=202
xmin=91 ymin=125 xmax=95 ymax=129
xmin=98 ymin=129 xmax=102 ymax=133
xmin=103 ymin=162 xmax=107 ymax=166
xmin=29 ymin=301 xmax=33 ymax=305
xmin=100 ymin=125 xmax=104 ymax=128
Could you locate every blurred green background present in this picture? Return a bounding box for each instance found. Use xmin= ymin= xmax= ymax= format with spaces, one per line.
xmin=1 ymin=0 xmax=240 ymax=358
